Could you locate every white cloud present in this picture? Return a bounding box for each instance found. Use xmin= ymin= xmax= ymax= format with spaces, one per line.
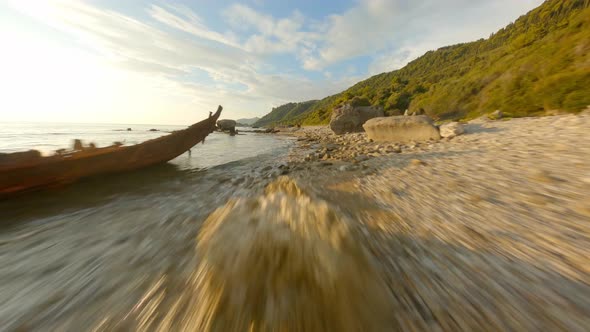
xmin=216 ymin=0 xmax=543 ymax=73
xmin=4 ymin=0 xmax=363 ymax=122
xmin=3 ymin=0 xmax=545 ymax=123
xmin=312 ymin=0 xmax=399 ymax=69
xmin=8 ymin=0 xmax=252 ymax=76
xmin=222 ymin=4 xmax=321 ymax=56
xmin=368 ymin=49 xmax=413 ymax=75
xmin=148 ymin=4 xmax=241 ymax=49
xmin=304 ymin=0 xmax=545 ymax=71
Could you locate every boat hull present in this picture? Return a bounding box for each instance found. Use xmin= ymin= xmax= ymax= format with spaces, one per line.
xmin=0 ymin=106 xmax=222 ymax=198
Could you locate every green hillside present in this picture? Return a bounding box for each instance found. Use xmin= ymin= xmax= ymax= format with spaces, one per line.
xmin=253 ymin=100 xmax=318 ymax=127
xmin=263 ymin=0 xmax=590 ymax=126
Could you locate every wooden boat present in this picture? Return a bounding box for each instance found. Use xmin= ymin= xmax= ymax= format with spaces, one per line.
xmin=0 ymin=106 xmax=223 ymax=198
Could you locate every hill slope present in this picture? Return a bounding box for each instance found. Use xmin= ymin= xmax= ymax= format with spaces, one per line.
xmin=236 ymin=117 xmax=260 ymax=126
xmin=253 ymin=100 xmax=318 ymax=127
xmin=264 ymin=0 xmax=590 ymax=125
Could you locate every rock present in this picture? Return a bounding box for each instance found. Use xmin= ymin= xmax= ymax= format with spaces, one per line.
xmin=148 ymin=129 xmax=159 ymax=132
xmin=386 ymin=145 xmax=402 ymax=153
xmin=329 ymin=104 xmax=384 ymax=135
xmin=217 ymin=119 xmax=237 ymax=134
xmin=489 ymin=110 xmax=503 ymax=120
xmin=439 ymin=122 xmax=465 ymax=138
xmin=410 ymin=159 xmax=426 ymax=166
xmin=126 ymin=128 xmax=132 ymax=131
xmin=355 ymin=155 xmax=369 ymax=162
xmin=325 ymin=144 xmax=338 ymax=151
xmin=363 ymin=115 xmax=441 ymax=143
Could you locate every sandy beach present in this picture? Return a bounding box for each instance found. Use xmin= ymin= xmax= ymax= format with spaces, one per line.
xmin=275 ymin=113 xmax=590 ymax=330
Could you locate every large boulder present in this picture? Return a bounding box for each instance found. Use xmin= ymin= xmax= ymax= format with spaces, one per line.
xmin=439 ymin=122 xmax=465 ymax=138
xmin=329 ymin=104 xmax=384 ymax=135
xmin=363 ymin=115 xmax=441 ymax=142
xmin=217 ymin=119 xmax=236 ymax=133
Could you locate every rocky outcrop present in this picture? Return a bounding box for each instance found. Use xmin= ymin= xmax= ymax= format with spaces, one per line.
xmin=329 ymin=104 xmax=384 ymax=135
xmin=217 ymin=119 xmax=237 ymax=134
xmin=363 ymin=115 xmax=441 ymax=142
xmin=489 ymin=110 xmax=503 ymax=120
xmin=439 ymin=122 xmax=465 ymax=138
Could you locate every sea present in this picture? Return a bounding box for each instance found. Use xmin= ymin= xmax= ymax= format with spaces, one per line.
xmin=0 ymin=122 xmax=294 ymax=330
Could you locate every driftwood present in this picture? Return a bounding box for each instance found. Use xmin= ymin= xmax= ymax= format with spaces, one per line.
xmin=0 ymin=106 xmax=222 ymax=197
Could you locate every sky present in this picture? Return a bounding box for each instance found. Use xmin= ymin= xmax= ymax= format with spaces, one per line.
xmin=0 ymin=0 xmax=544 ymax=125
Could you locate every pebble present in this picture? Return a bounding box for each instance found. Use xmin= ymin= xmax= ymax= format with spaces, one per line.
xmin=411 ymin=159 xmax=426 ymax=166
xmin=285 ymin=113 xmax=590 ymax=331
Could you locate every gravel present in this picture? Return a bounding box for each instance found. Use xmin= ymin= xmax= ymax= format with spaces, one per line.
xmin=286 ymin=113 xmax=590 ymax=331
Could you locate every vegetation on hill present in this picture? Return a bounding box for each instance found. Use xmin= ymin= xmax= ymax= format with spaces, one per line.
xmin=253 ymin=100 xmax=318 ymax=127
xmin=236 ymin=117 xmax=260 ymax=126
xmin=259 ymin=0 xmax=590 ymax=126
